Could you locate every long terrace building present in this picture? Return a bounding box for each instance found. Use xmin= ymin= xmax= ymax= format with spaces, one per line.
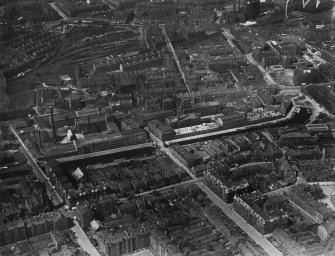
xmin=203 ymin=164 xmax=251 ymax=203
xmin=166 ymin=113 xmax=202 ymax=129
xmin=148 ymin=119 xmax=175 ymax=141
xmin=74 ymin=129 xmax=147 ymax=154
xmin=182 ymin=101 xmax=221 ymax=116
xmin=135 ymin=110 xmax=175 ymax=127
xmin=234 ymin=192 xmax=289 ymax=235
xmin=97 ymin=216 xmax=151 ymax=256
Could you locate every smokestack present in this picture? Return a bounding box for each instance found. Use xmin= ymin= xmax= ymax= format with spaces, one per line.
xmin=238 ymin=0 xmax=241 ymax=11
xmin=50 ymin=107 xmax=56 ymax=143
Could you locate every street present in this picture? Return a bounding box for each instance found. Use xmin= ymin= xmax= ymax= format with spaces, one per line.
xmin=199 ymin=184 xmax=283 ymax=256
xmin=222 ymin=29 xmax=264 ymax=80
xmin=245 ymin=52 xmax=277 ymax=86
xmin=72 ymin=220 xmax=101 ymax=256
xmin=288 ymin=200 xmax=321 ymax=224
xmin=155 ymin=136 xmax=283 ymax=256
xmin=161 ymin=27 xmax=190 ymax=92
xmin=146 ymin=79 xmax=312 ymax=255
xmin=305 ymin=43 xmax=327 ymax=65
xmin=222 ymin=28 xmax=300 ymax=93
xmin=134 ymin=178 xmax=202 ymax=197
xmin=302 ymin=93 xmax=333 ymax=123
xmin=56 ymin=142 xmax=154 ymax=163
xmin=129 ymin=250 xmax=154 ymax=256
xmin=118 ymin=178 xmax=202 ymax=202
xmin=10 ymin=126 xmax=63 ymax=205
xmin=49 ymin=2 xmax=68 ymax=20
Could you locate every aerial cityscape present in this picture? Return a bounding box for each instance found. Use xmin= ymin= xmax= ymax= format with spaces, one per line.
xmin=1 ymin=0 xmax=335 ymax=255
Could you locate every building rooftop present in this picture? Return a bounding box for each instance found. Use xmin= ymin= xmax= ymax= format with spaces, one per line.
xmin=247 ymin=111 xmax=282 ymax=121
xmin=148 ymin=119 xmax=174 ymax=133
xmin=218 ymin=113 xmax=245 ymax=122
xmin=237 ymin=192 xmax=288 ymax=221
xmin=74 ymin=129 xmax=146 ymax=147
xmin=42 ymin=143 xmax=77 ymax=156
xmin=188 ymin=100 xmax=220 ymax=109
xmin=174 ymin=122 xmax=220 ymax=135
xmin=137 ymin=110 xmax=175 ymax=119
xmin=166 ymin=113 xmax=200 ymax=123
xmin=75 ymin=108 xmax=100 ymax=118
xmin=77 ymin=114 xmax=105 ymax=124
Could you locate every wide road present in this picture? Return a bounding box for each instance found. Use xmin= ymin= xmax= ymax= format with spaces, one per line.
xmin=49 ymin=2 xmax=68 ymax=20
xmin=156 ymin=139 xmax=283 ymax=256
xmin=72 ymin=220 xmax=101 ymax=256
xmin=222 ymin=28 xmax=301 ymax=93
xmin=199 ymin=184 xmax=283 ymax=256
xmin=10 ymin=126 xmax=63 ymax=206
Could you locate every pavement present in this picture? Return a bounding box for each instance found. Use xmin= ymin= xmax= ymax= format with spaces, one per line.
xmin=56 ymin=142 xmax=154 ymax=163
xmin=49 ymin=2 xmax=68 ymax=20
xmin=230 ymin=161 xmax=272 ymax=171
xmin=72 ymin=220 xmax=101 ymax=256
xmin=302 ymin=93 xmax=333 ymax=123
xmin=305 ymin=44 xmax=327 ymax=65
xmin=245 ymin=52 xmax=277 ymax=86
xmin=309 ymin=182 xmax=335 ymax=212
xmin=118 ymin=178 xmax=202 ymax=202
xmin=147 ymin=59 xmax=307 ymax=254
xmin=134 ymin=178 xmax=201 ymax=197
xmin=129 ymin=250 xmax=154 ymax=256
xmin=10 ymin=126 xmax=63 ymax=206
xmin=288 ymin=200 xmax=321 ymax=224
xmin=154 ymin=135 xmax=283 ymax=256
xmin=318 ymin=184 xmax=335 ymax=212
xmin=222 ymin=29 xmax=300 ymax=93
xmin=161 ymin=27 xmax=190 ymax=92
xmin=264 ymin=186 xmax=291 ymax=196
xmin=199 ymin=183 xmax=283 ymax=256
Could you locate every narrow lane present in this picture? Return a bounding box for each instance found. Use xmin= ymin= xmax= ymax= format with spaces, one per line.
xmin=161 ymin=27 xmax=190 ymax=92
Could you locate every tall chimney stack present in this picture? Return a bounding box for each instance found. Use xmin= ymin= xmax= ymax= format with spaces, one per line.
xmin=50 ymin=107 xmax=56 ymax=143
